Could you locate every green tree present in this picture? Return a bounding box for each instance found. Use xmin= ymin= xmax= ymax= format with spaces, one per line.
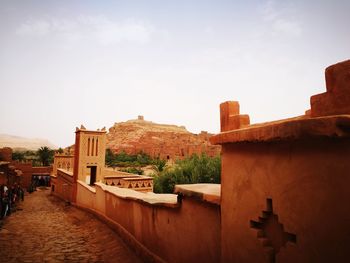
xmin=105 ymin=148 xmax=115 ymax=166
xmin=105 ymin=149 xmax=156 ymax=167
xmin=153 ymin=153 xmax=221 ymax=193
xmin=37 ymin=146 xmax=54 ymax=166
xmin=153 ymin=170 xmax=177 ymax=193
xmin=57 ymin=147 xmax=64 ymax=154
xmin=12 ymin=151 xmax=25 ymax=162
xmin=152 ymin=158 xmax=167 ymax=174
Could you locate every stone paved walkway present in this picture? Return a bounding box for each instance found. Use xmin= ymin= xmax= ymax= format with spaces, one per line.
xmin=0 ymin=188 xmax=143 ymax=263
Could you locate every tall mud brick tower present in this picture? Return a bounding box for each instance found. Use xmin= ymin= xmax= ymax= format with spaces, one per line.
xmin=72 ymin=125 xmax=106 ymax=196
xmin=211 ymin=59 xmax=350 ymax=263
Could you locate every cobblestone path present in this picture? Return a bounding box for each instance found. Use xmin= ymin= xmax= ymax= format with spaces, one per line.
xmin=0 ymin=188 xmax=143 ymax=263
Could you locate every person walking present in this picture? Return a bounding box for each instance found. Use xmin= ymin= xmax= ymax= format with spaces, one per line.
xmin=2 ymin=189 xmax=9 ymax=218
xmin=19 ymin=186 xmax=24 ymax=201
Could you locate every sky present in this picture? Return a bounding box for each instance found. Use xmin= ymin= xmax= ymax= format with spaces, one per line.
xmin=0 ymin=0 xmax=349 ymax=147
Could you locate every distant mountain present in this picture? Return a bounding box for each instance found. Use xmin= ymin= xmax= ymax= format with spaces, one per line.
xmin=0 ymin=134 xmax=57 ymax=151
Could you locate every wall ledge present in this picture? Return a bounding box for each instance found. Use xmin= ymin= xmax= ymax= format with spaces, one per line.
xmin=77 ymin=180 xmax=96 ymax=193
xmin=95 ymin=182 xmax=179 ymax=208
xmin=57 ymin=168 xmax=73 ymax=176
xmin=210 ymin=115 xmax=350 ymax=144
xmin=174 ymin=184 xmax=221 ymax=205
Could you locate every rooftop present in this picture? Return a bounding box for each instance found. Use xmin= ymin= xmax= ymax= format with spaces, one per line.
xmin=210 ymin=115 xmax=350 ymax=144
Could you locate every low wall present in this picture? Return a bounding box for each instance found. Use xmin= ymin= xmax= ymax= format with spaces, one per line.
xmin=75 ymin=181 xmax=221 ymax=263
xmin=51 ymin=169 xmax=74 ymax=202
xmin=102 ymin=168 xmax=134 ymax=177
xmin=76 ymin=181 xmax=96 ymax=209
xmin=31 ymin=166 xmax=52 ymax=174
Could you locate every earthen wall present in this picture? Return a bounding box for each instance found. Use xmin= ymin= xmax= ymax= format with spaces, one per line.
xmin=51 ymin=169 xmax=74 ymax=202
xmin=219 ymin=139 xmax=350 ymax=262
xmin=10 ymin=161 xmax=33 ymax=189
xmin=0 ymin=147 xmax=12 ymax=161
xmin=76 ymin=182 xmax=221 ymax=263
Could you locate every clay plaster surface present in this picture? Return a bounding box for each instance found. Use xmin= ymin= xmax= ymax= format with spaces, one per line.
xmin=96 ymin=182 xmax=177 ymax=205
xmin=211 ymin=115 xmax=350 ymax=144
xmin=174 ymin=183 xmax=221 ymax=205
xmin=57 ymin=168 xmax=73 ymax=176
xmin=77 ymin=180 xmax=96 ymax=193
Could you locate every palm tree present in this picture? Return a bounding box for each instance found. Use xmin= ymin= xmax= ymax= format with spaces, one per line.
xmin=152 ymin=159 xmax=167 ymax=174
xmin=37 ymin=146 xmax=54 ymax=166
xmin=12 ymin=151 xmax=25 ymax=162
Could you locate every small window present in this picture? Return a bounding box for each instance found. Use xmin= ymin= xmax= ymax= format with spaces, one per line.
xmin=87 ymin=138 xmax=90 ymax=156
xmin=91 ymin=138 xmax=95 ymax=156
xmin=96 ymin=138 xmax=99 ymax=156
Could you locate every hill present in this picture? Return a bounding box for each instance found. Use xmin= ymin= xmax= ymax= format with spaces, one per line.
xmin=0 ymin=134 xmax=57 ymax=151
xmin=107 ymin=116 xmax=220 ymax=160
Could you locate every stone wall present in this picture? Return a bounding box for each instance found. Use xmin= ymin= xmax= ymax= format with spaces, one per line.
xmin=52 ymin=154 xmax=74 ymax=176
xmin=51 ymin=168 xmax=74 ymax=202
xmin=10 ymin=161 xmax=33 ymax=189
xmin=75 ymin=181 xmax=221 ymax=263
xmin=2 ymin=159 xmax=53 ymax=189
xmin=216 ymin=139 xmax=350 ymax=263
xmin=0 ymin=147 xmax=12 ymax=162
xmin=9 ymin=161 xmax=52 ymax=189
xmin=31 ymin=166 xmax=52 ymax=174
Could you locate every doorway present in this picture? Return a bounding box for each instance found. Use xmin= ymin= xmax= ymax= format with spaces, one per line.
xmin=87 ymin=166 xmax=97 ymax=185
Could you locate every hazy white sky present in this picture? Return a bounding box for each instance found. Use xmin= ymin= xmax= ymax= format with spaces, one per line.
xmin=0 ymin=0 xmax=349 ymax=147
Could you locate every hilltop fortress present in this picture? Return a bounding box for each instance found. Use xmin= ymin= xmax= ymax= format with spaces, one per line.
xmin=65 ymin=116 xmax=221 ymax=160
xmin=107 ymin=115 xmax=221 ymax=159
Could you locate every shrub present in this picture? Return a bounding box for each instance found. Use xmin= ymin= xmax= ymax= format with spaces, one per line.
xmin=120 ymin=167 xmax=144 ymax=175
xmin=153 ymin=153 xmax=221 ymax=193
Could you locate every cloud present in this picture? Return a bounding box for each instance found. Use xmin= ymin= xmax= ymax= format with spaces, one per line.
xmin=16 ymin=20 xmax=51 ymax=36
xmin=15 ymin=15 xmax=154 ymax=46
xmin=90 ymin=17 xmax=153 ymax=45
xmin=260 ymin=0 xmax=302 ymax=37
xmin=272 ymin=19 xmax=302 ymax=36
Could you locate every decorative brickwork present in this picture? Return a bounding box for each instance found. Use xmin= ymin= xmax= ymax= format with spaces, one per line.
xmin=250 ymin=199 xmax=296 ymax=263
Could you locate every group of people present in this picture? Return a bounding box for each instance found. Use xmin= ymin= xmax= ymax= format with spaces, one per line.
xmin=32 ymin=175 xmax=50 ymax=187
xmin=0 ymin=184 xmax=24 ymax=219
xmin=27 ymin=176 xmax=50 ymax=193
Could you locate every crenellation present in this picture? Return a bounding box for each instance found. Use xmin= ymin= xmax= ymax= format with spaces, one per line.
xmin=311 ymin=59 xmax=350 ymax=117
xmin=220 ymin=101 xmax=250 ymax=132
